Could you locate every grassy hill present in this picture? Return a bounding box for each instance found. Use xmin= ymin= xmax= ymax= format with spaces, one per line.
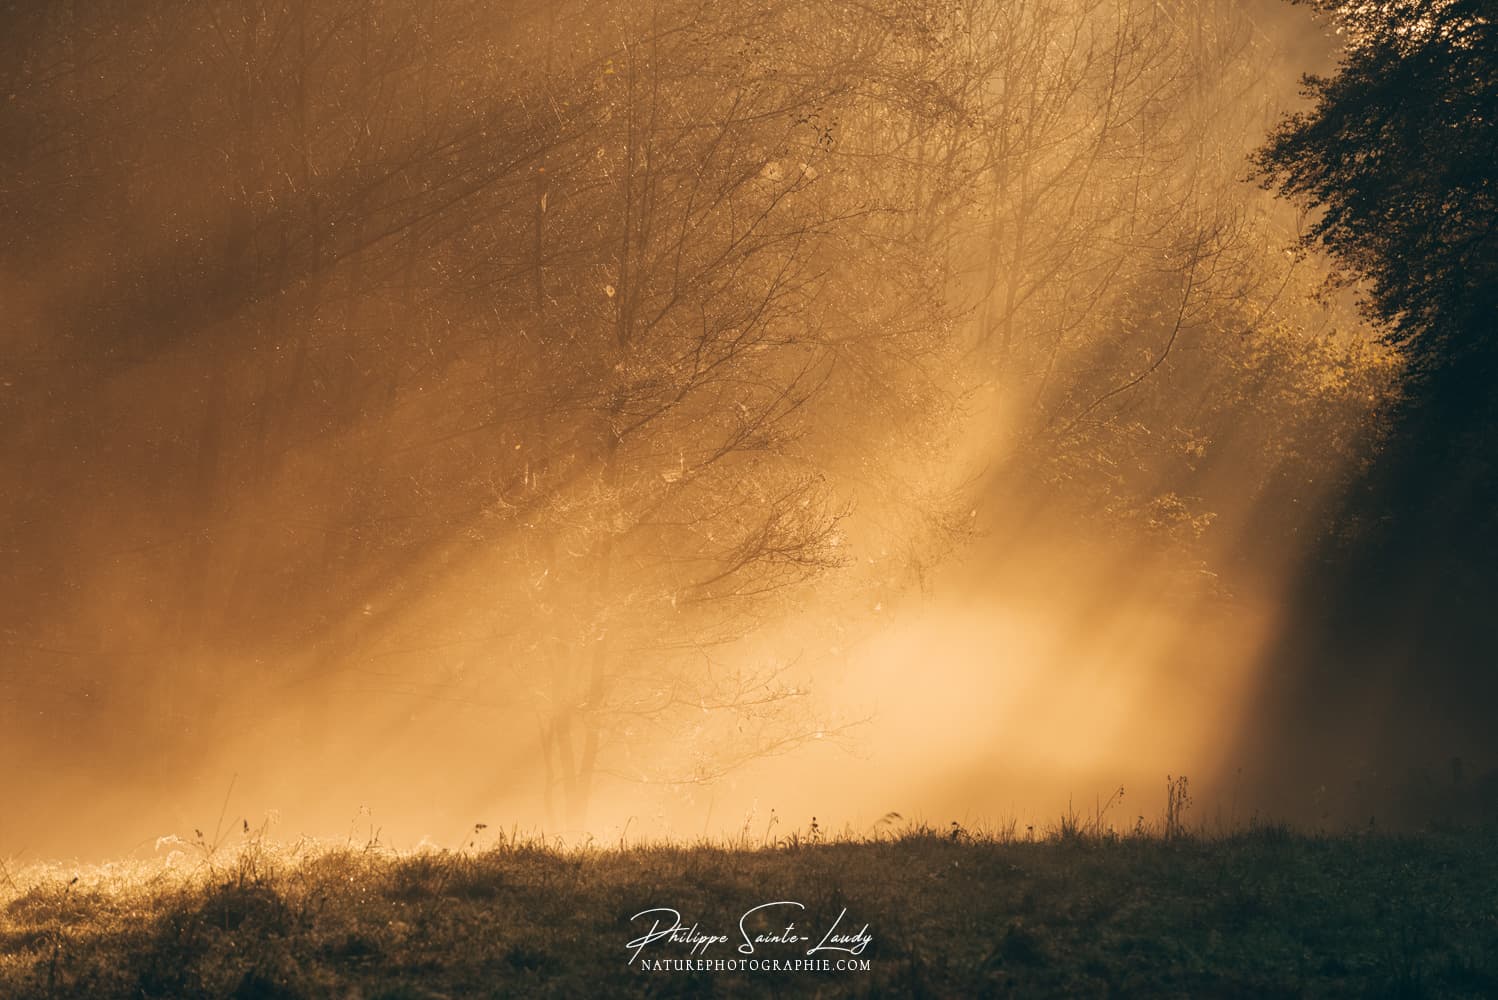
xmin=3 ymin=821 xmax=1497 ymax=998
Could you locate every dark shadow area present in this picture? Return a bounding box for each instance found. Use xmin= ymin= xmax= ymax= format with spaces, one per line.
xmin=1233 ymin=0 xmax=1498 ymax=826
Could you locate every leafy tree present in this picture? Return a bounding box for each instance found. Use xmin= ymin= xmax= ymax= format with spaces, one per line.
xmin=1254 ymin=0 xmax=1498 ymax=578
xmin=1255 ymin=0 xmax=1496 ymax=384
xmin=1243 ymin=0 xmax=1498 ymax=816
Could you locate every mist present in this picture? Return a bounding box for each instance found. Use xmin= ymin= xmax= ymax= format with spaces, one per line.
xmin=2 ymin=0 xmax=1469 ymax=863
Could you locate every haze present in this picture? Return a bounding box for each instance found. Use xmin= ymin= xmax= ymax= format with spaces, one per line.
xmin=0 ymin=0 xmax=1449 ymax=861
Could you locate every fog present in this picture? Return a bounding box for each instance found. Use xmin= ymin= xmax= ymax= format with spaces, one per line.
xmin=4 ymin=0 xmax=1466 ymax=862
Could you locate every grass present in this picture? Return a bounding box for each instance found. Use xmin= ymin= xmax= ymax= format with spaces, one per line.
xmin=3 ymin=813 xmax=1498 ymax=998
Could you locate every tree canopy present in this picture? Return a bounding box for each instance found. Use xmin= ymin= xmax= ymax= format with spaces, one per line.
xmin=1255 ymin=0 xmax=1497 ymax=383
xmin=1241 ymin=0 xmax=1498 ymax=820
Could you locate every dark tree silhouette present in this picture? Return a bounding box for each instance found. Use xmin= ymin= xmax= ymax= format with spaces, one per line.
xmin=1245 ymin=0 xmax=1498 ymax=821
xmin=1256 ymin=0 xmax=1496 ymax=380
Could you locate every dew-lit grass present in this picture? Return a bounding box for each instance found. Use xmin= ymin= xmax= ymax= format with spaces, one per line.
xmin=4 ymin=818 xmax=1497 ymax=998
